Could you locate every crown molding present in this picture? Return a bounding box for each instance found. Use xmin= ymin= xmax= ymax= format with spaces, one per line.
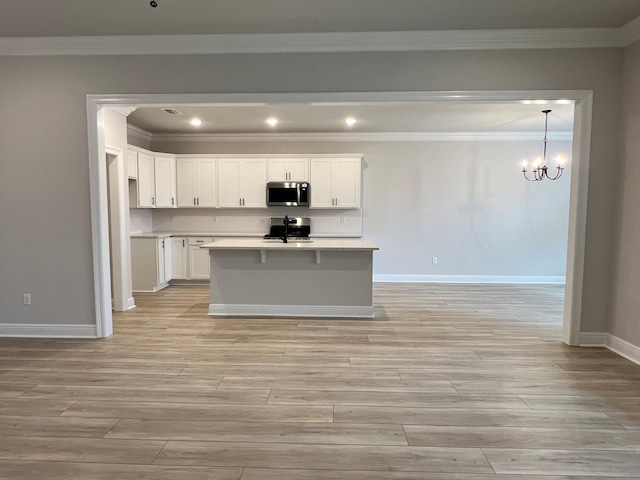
xmin=620 ymin=15 xmax=640 ymax=46
xmin=147 ymin=131 xmax=572 ymax=143
xmin=127 ymin=124 xmax=153 ymax=143
xmin=110 ymin=106 xmax=137 ymax=117
xmin=0 ymin=26 xmax=633 ymax=56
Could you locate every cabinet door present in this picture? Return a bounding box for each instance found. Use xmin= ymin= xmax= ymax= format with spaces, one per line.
xmin=267 ymin=158 xmax=309 ymax=181
xmin=127 ymin=149 xmax=138 ymax=179
xmin=189 ymin=246 xmax=210 ymax=280
xmin=162 ymin=237 xmax=172 ymax=283
xmin=154 ymin=156 xmax=176 ymax=208
xmin=156 ymin=238 xmax=166 ymax=284
xmin=288 ymin=158 xmax=309 ymax=181
xmin=170 ymin=238 xmax=188 ymax=279
xmin=267 ymin=159 xmax=288 ymax=181
xmin=309 ymin=158 xmax=334 ymax=208
xmin=333 ymin=158 xmax=360 ymax=208
xmin=176 ymin=159 xmax=196 ymax=207
xmin=137 ymin=152 xmax=155 ymax=207
xmin=217 ymin=159 xmax=242 ymax=208
xmin=195 ymin=159 xmax=217 ymax=207
xmin=240 ymin=159 xmax=267 ymax=208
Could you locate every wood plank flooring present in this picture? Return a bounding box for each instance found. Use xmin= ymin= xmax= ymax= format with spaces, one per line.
xmin=1 ymin=283 xmax=640 ymax=479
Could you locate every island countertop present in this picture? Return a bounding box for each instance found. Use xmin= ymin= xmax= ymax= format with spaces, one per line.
xmin=200 ymin=238 xmax=379 ymax=251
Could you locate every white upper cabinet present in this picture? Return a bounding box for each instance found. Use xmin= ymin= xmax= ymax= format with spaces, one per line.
xmin=126 ymin=148 xmax=138 ymax=179
xmin=309 ymin=157 xmax=361 ymax=209
xmin=154 ymin=155 xmax=177 ymax=208
xmin=136 ymin=152 xmax=156 ymax=207
xmin=132 ymin=147 xmax=177 ymax=208
xmin=267 ymin=158 xmax=309 ymax=182
xmin=177 ymin=158 xmax=217 ymax=207
xmin=130 ymin=148 xmax=360 ymax=210
xmin=218 ymin=158 xmax=267 ymax=208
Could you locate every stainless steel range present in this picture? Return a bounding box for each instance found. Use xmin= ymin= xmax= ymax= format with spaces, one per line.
xmin=263 ymin=217 xmax=311 ymax=242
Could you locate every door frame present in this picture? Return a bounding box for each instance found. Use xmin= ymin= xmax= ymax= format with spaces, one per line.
xmin=87 ymin=90 xmax=593 ymax=344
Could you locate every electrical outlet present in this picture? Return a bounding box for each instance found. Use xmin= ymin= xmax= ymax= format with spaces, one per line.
xmin=22 ymin=293 xmax=31 ymax=305
xmin=432 ymin=257 xmax=438 ymax=265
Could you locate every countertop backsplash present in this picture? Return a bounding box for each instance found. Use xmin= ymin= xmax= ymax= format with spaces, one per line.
xmin=137 ymin=207 xmax=363 ymax=237
xmin=129 ymin=208 xmax=153 ymax=234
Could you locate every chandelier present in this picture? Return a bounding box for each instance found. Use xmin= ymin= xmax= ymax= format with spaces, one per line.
xmin=521 ymin=109 xmax=566 ymax=181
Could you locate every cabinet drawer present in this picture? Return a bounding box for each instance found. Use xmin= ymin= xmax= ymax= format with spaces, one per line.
xmin=189 ymin=237 xmax=213 ymax=246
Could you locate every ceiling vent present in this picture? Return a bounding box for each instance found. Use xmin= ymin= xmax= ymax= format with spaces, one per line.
xmin=161 ymin=107 xmax=182 ymax=115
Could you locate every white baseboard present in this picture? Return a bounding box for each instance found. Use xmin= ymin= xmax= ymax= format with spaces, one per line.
xmin=373 ymin=274 xmax=566 ymax=284
xmin=0 ymin=324 xmax=98 ymax=338
xmin=209 ymin=304 xmax=374 ymax=318
xmin=126 ymin=297 xmax=136 ymax=310
xmin=580 ymin=332 xmax=640 ymax=366
xmin=579 ymin=332 xmax=608 ymax=346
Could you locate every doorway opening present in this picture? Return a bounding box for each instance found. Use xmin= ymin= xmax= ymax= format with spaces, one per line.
xmin=88 ymin=91 xmax=592 ymax=344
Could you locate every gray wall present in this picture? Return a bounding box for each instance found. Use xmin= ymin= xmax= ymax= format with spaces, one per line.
xmin=0 ymin=49 xmax=624 ymax=338
xmin=153 ymin=139 xmax=572 ymax=279
xmin=610 ymin=39 xmax=640 ymax=346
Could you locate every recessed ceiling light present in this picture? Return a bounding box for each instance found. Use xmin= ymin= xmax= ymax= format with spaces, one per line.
xmin=190 ymin=118 xmax=202 ymax=127
xmin=345 ymin=117 xmax=357 ymax=127
xmin=266 ymin=117 xmax=278 ymax=127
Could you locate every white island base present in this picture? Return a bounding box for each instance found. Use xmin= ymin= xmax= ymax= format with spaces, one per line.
xmin=202 ymin=239 xmax=379 ymax=318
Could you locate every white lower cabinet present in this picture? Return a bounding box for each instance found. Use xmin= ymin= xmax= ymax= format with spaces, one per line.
xmin=189 ymin=246 xmax=211 ymax=280
xmin=169 ymin=237 xmax=211 ymax=281
xmin=170 ymin=237 xmax=188 ymax=280
xmin=131 ymin=237 xmax=172 ymax=292
xmin=188 ymin=237 xmax=212 ymax=280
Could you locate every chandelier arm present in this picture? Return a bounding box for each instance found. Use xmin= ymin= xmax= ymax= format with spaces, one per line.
xmin=545 ymin=167 xmax=564 ymax=180
xmin=525 ymin=169 xmax=542 ymax=181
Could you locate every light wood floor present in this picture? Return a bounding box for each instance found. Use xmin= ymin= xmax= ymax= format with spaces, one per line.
xmin=1 ymin=283 xmax=640 ymax=479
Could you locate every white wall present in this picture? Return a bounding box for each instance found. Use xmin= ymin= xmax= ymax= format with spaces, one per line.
xmin=0 ymin=49 xmax=623 ymax=334
xmin=153 ymin=138 xmax=572 ymax=280
xmin=610 ymin=39 xmax=640 ymax=348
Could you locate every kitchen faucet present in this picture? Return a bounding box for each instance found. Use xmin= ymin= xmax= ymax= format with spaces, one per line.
xmin=282 ymin=215 xmax=289 ymax=243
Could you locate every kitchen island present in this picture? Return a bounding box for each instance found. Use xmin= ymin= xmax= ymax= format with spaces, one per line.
xmin=201 ymin=238 xmax=379 ymax=318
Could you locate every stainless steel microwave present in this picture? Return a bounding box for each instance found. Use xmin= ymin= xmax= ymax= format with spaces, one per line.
xmin=266 ymin=182 xmax=310 ymax=207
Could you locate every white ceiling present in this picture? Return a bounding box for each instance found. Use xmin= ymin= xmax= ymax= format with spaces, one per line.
xmin=2 ymin=0 xmax=640 ymax=37
xmin=127 ymin=101 xmax=575 ymax=135
xmin=6 ymin=1 xmax=594 ymax=135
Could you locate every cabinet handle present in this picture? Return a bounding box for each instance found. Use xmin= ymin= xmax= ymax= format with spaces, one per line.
xmin=152 ymin=197 xmax=155 ymax=205
xmin=239 ymin=198 xmax=242 ymax=206
xmin=182 ymin=239 xmax=185 ymax=247
xmin=335 ymin=198 xmax=338 ymax=206
xmin=197 ymin=197 xmax=200 ymax=206
xmin=172 ymin=197 xmax=175 ymax=205
xmin=193 ymin=198 xmax=196 ymax=206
